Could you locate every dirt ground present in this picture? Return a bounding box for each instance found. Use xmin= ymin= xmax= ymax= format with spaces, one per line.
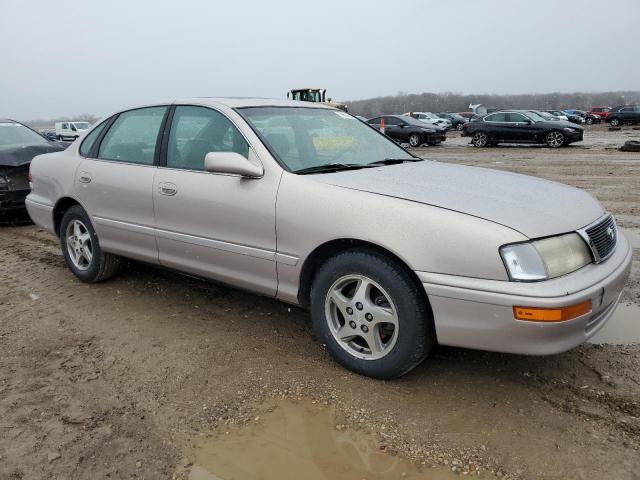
xmin=1 ymin=124 xmax=639 ymax=480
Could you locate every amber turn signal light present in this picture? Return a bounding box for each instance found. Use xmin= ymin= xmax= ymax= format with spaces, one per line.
xmin=513 ymin=300 xmax=592 ymax=322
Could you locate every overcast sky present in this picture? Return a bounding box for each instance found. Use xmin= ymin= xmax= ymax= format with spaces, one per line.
xmin=2 ymin=0 xmax=639 ymax=120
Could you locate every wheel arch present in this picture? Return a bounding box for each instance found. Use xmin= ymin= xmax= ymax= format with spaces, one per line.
xmin=53 ymin=196 xmax=83 ymax=237
xmin=296 ymin=238 xmax=428 ymax=309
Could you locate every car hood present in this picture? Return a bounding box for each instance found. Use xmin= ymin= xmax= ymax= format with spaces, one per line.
xmin=0 ymin=143 xmax=66 ymax=167
xmin=310 ymin=161 xmax=603 ymax=239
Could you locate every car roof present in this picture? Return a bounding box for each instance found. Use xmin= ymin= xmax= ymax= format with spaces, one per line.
xmin=177 ymin=97 xmax=334 ymax=109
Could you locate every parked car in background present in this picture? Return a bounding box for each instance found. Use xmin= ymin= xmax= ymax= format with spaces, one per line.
xmin=565 ymin=110 xmax=601 ymax=125
xmin=55 ymin=121 xmax=91 ymax=141
xmin=606 ymin=105 xmax=640 ymax=127
xmin=0 ymin=118 xmax=66 ymax=213
xmin=25 ymin=98 xmax=631 ymax=379
xmin=462 ymin=110 xmax=584 ymax=148
xmin=403 ymin=112 xmax=451 ymax=130
xmin=543 ymin=110 xmax=570 ymax=122
xmin=436 ymin=112 xmax=468 ymax=130
xmin=369 ymin=115 xmax=447 ymax=146
xmin=458 ymin=112 xmax=475 ymax=120
xmin=587 ymin=106 xmax=611 ymax=120
xmin=41 ymin=129 xmax=58 ymax=141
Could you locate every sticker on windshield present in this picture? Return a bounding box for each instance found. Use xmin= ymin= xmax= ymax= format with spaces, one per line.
xmin=334 ymin=111 xmax=353 ymax=119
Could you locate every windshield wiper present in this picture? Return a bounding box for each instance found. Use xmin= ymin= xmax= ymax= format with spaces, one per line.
xmin=294 ymin=163 xmax=376 ymax=175
xmin=368 ymin=158 xmax=423 ymax=166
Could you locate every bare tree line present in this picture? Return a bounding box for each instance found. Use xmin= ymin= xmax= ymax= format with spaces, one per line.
xmin=24 ymin=114 xmax=100 ymax=129
xmin=346 ymin=91 xmax=640 ymax=118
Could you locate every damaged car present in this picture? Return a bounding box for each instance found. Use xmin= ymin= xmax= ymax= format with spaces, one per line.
xmin=0 ymin=119 xmax=67 ymax=214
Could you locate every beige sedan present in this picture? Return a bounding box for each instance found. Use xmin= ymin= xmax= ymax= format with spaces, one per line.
xmin=26 ymin=98 xmax=632 ymax=378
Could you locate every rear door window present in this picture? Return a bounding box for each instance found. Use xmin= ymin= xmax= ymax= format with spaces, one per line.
xmin=485 ymin=113 xmax=507 ymax=122
xmin=98 ymin=106 xmax=167 ymax=165
xmin=507 ymin=113 xmax=528 ymax=123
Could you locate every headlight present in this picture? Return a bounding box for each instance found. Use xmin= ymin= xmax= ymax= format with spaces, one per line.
xmin=563 ymin=127 xmax=576 ymax=132
xmin=421 ymin=128 xmax=435 ymax=133
xmin=500 ymin=233 xmax=592 ymax=281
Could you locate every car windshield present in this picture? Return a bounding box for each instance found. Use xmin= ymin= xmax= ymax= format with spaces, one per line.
xmin=0 ymin=121 xmax=49 ymax=147
xmin=73 ymin=122 xmax=90 ymax=129
xmin=239 ymin=107 xmax=415 ymax=172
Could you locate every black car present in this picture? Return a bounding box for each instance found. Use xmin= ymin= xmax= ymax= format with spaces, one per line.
xmin=437 ymin=112 xmax=468 ymax=130
xmin=367 ymin=115 xmax=447 ymax=147
xmin=607 ymin=105 xmax=640 ymax=127
xmin=461 ymin=110 xmax=584 ymax=148
xmin=0 ymin=119 xmax=66 ymax=214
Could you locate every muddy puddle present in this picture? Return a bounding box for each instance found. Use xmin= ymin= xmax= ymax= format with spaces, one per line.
xmin=590 ymin=303 xmax=640 ymax=345
xmin=181 ymin=399 xmax=458 ymax=480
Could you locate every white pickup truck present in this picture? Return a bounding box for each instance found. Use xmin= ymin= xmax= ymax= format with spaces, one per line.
xmin=54 ymin=121 xmax=90 ymax=141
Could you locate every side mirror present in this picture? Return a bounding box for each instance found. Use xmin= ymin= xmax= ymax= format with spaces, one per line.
xmin=204 ymin=152 xmax=263 ymax=178
xmin=71 ymin=125 xmax=77 ymax=131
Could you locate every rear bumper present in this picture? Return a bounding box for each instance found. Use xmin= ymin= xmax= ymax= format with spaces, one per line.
xmin=418 ymin=233 xmax=633 ymax=355
xmin=0 ymin=189 xmax=29 ymax=212
xmin=25 ymin=196 xmax=56 ymax=233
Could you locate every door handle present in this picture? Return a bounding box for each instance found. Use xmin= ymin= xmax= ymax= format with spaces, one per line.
xmin=158 ymin=182 xmax=177 ymax=196
xmin=78 ymin=172 xmax=92 ymax=183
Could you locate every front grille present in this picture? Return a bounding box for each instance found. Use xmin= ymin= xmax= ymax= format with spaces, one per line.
xmin=582 ymin=214 xmax=617 ymax=262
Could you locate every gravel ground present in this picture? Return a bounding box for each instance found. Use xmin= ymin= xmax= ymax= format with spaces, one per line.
xmin=1 ymin=124 xmax=639 ymax=480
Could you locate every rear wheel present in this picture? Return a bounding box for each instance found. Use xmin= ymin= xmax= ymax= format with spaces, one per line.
xmin=60 ymin=205 xmax=121 ymax=283
xmin=586 ymin=117 xmax=594 ymax=125
xmin=310 ymin=249 xmax=434 ymax=379
xmin=610 ymin=117 xmax=621 ymax=127
xmin=456 ymin=123 xmax=464 ymax=131
xmin=471 ymin=131 xmax=489 ymax=147
xmin=545 ymin=130 xmax=565 ymax=148
xmin=408 ymin=133 xmax=422 ymax=147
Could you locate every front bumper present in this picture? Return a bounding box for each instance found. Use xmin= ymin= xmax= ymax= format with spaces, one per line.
xmin=425 ymin=133 xmax=447 ymax=143
xmin=0 ymin=188 xmax=29 ymax=212
xmin=565 ymin=130 xmax=584 ymax=143
xmin=418 ymin=233 xmax=632 ymax=355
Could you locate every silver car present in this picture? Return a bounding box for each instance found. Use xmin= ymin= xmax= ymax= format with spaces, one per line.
xmin=26 ymin=98 xmax=632 ymax=379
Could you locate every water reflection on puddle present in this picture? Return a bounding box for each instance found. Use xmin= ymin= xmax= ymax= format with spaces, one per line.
xmin=590 ymin=304 xmax=640 ymax=345
xmin=183 ymin=399 xmax=458 ymax=480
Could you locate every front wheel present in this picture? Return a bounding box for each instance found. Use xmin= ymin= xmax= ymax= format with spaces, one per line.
xmin=471 ymin=131 xmax=489 ymax=147
xmin=408 ymin=133 xmax=422 ymax=147
xmin=609 ymin=117 xmax=621 ymax=127
xmin=310 ymin=249 xmax=434 ymax=379
xmin=60 ymin=205 xmax=122 ymax=283
xmin=586 ymin=117 xmax=594 ymax=125
xmin=456 ymin=123 xmax=464 ymax=131
xmin=545 ymin=130 xmax=565 ymax=148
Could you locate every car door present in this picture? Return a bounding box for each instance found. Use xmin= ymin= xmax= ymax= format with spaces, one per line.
xmin=506 ymin=112 xmax=537 ymax=142
xmin=75 ymin=105 xmax=167 ymax=264
xmin=482 ymin=112 xmax=509 ymax=141
xmin=382 ymin=116 xmax=403 ymax=141
xmin=152 ymin=105 xmax=279 ymax=296
xmin=634 ymin=106 xmax=640 ymax=123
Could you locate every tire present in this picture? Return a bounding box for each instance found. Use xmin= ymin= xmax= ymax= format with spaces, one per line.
xmin=586 ymin=117 xmax=594 ymax=125
xmin=609 ymin=117 xmax=621 ymax=127
xmin=545 ymin=130 xmax=565 ymax=148
xmin=408 ymin=133 xmax=422 ymax=147
xmin=60 ymin=205 xmax=121 ymax=283
xmin=471 ymin=131 xmax=489 ymax=147
xmin=310 ymin=249 xmax=435 ymax=379
xmin=621 ymin=140 xmax=640 ymax=152
xmin=56 ymin=135 xmax=62 ymax=141
xmin=456 ymin=123 xmax=464 ymax=131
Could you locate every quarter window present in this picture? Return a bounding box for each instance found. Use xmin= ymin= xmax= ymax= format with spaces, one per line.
xmin=166 ymin=106 xmax=249 ymax=171
xmin=98 ymin=106 xmax=167 ymax=165
xmin=79 ymin=119 xmax=109 ymax=157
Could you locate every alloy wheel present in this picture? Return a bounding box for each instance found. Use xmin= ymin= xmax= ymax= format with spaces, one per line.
xmin=324 ymin=274 xmax=399 ymax=361
xmin=546 ymin=131 xmax=564 ymax=148
xmin=409 ymin=134 xmax=421 ymax=147
xmin=472 ymin=131 xmax=488 ymax=147
xmin=65 ymin=219 xmax=93 ymax=271
xmin=610 ymin=118 xmax=620 ymax=127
